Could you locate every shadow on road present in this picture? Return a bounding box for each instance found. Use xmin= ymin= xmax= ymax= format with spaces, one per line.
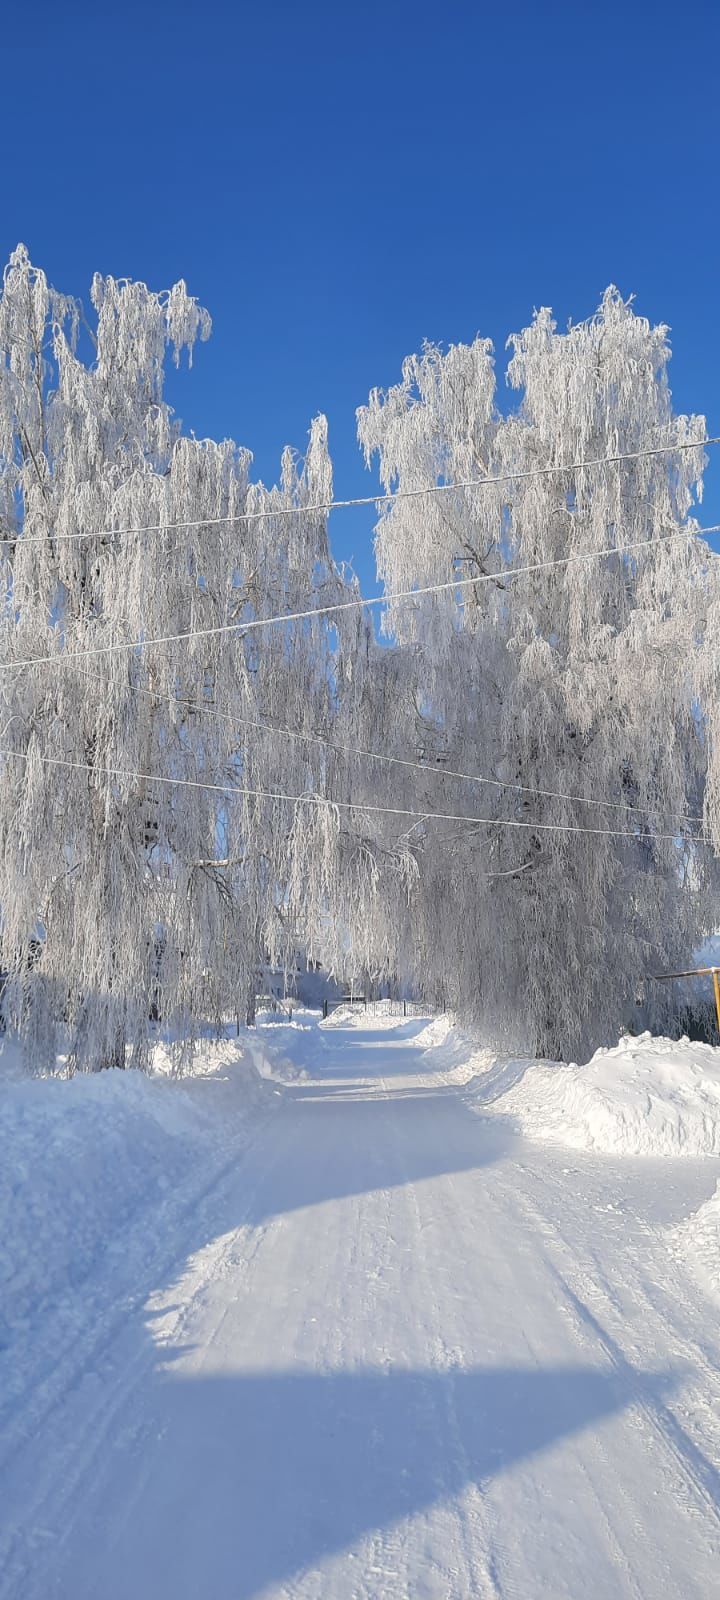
xmin=43 ymin=1361 xmax=677 ymax=1600
xmin=241 ymin=1023 xmax=517 ymax=1222
xmin=2 ymin=1022 xmax=702 ymax=1600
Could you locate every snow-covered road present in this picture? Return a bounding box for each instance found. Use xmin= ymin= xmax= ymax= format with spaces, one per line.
xmin=3 ymin=1019 xmax=720 ymax=1598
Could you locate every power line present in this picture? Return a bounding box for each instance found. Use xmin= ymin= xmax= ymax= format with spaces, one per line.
xmin=4 ymin=435 xmax=717 ymax=547
xmin=79 ymin=666 xmax=704 ymax=829
xmin=0 ymin=744 xmax=706 ymax=845
xmin=1 ymin=521 xmax=717 ymax=676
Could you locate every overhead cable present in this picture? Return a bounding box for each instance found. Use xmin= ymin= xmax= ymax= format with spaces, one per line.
xmin=0 ymin=745 xmax=705 ymax=846
xmin=78 ymin=667 xmax=704 ymax=828
xmin=1 ymin=522 xmax=718 ymax=675
xmin=4 ymin=435 xmax=716 ymax=546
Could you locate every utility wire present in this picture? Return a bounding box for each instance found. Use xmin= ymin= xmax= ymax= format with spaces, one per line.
xmin=4 ymin=435 xmax=716 ymax=547
xmin=77 ymin=665 xmax=705 ymax=829
xmin=0 ymin=745 xmax=706 ymax=846
xmin=1 ymin=522 xmax=718 ymax=676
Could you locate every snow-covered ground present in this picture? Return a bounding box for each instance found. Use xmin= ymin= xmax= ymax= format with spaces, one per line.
xmin=443 ymin=1027 xmax=720 ymax=1157
xmin=2 ymin=1013 xmax=720 ymax=1597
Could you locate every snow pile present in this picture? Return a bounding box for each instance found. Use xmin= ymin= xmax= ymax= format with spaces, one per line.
xmin=482 ymin=1032 xmax=720 ymax=1157
xmin=245 ymin=1020 xmax=313 ymax=1082
xmin=0 ymin=1036 xmax=275 ymax=1354
xmin=414 ymin=1015 xmax=496 ymax=1084
xmin=413 ymin=1014 xmax=454 ymax=1049
xmin=149 ymin=1019 xmax=313 ymax=1083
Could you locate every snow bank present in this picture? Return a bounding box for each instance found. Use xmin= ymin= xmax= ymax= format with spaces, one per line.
xmin=0 ymin=1035 xmax=275 ymax=1353
xmin=472 ymin=1032 xmax=720 ymax=1157
xmin=245 ymin=1019 xmax=313 ymax=1082
xmin=413 ymin=1018 xmax=720 ymax=1158
xmin=414 ymin=1015 xmax=496 ymax=1084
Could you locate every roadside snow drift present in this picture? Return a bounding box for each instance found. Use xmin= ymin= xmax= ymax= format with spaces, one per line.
xmin=414 ymin=1014 xmax=496 ymax=1083
xmin=463 ymin=1031 xmax=720 ymax=1158
xmin=0 ymin=1035 xmax=275 ymax=1355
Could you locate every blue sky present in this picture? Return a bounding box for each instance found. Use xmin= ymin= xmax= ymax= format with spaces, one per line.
xmin=4 ymin=0 xmax=718 ymax=593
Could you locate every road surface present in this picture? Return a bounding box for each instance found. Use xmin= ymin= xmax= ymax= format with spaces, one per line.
xmin=2 ymin=1018 xmax=720 ymax=1598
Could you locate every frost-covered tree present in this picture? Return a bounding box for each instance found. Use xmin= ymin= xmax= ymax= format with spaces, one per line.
xmin=358 ymin=290 xmax=717 ymax=1057
xmin=1 ymin=255 xmax=716 ymax=1071
xmin=0 ymin=246 xmax=361 ymax=1069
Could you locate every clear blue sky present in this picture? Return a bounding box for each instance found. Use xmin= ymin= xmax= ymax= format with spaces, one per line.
xmin=4 ymin=0 xmax=718 ymax=592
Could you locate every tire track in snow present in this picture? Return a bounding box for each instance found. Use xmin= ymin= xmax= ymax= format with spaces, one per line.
xmin=503 ymin=1170 xmax=720 ymax=1568
xmin=379 ymin=1067 xmax=505 ymax=1600
xmin=4 ymin=1025 xmax=720 ymax=1599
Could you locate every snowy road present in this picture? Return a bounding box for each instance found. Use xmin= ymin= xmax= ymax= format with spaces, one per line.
xmin=3 ymin=1019 xmax=720 ymax=1598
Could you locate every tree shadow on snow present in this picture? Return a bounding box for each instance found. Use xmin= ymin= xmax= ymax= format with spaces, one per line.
xmin=242 ymin=1085 xmax=515 ymax=1223
xmin=4 ymin=1023 xmax=703 ymax=1600
xmin=41 ymin=1361 xmax=680 ymax=1600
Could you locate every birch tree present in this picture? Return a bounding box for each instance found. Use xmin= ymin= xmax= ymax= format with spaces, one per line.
xmin=1 ymin=251 xmax=716 ymax=1070
xmin=0 ymin=247 xmax=356 ymax=1069
xmin=358 ymin=290 xmax=716 ymax=1056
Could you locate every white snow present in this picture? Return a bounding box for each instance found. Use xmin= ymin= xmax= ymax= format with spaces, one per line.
xmin=675 ymin=1180 xmax=720 ymax=1303
xmin=414 ymin=1012 xmax=496 ymax=1081
xmin=444 ymin=1028 xmax=720 ymax=1158
xmin=319 ymin=1000 xmax=429 ymax=1030
xmin=0 ymin=1030 xmax=277 ymax=1390
xmin=2 ymin=1015 xmax=720 ymax=1599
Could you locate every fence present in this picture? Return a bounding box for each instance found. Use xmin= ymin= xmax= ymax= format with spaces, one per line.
xmin=255 ymin=994 xmax=295 ymax=1021
xmin=321 ymin=996 xmax=431 ymax=1020
xmin=249 ymin=993 xmax=432 ymax=1023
